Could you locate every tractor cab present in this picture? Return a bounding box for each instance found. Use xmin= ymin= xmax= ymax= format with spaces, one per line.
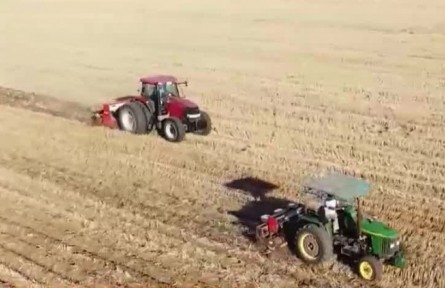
xmin=303 ymin=173 xmax=375 ymax=235
xmin=140 ymin=75 xmax=185 ymax=100
xmin=303 ymin=173 xmax=402 ymax=240
xmin=140 ymin=78 xmax=187 ymax=99
xmin=139 ymin=75 xmax=190 ymax=116
xmin=302 ymin=173 xmax=406 ymax=279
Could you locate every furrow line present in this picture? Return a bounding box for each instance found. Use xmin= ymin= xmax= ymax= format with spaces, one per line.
xmin=192 ymin=136 xmax=445 ymax=203
xmin=0 ymin=243 xmax=70 ymax=286
xmin=0 ymin=155 xmax=368 ymax=287
xmin=0 ymin=169 xmax=300 ymax=287
xmin=0 ymin=261 xmax=40 ymax=288
xmin=213 ymin=116 xmax=445 ymax=169
xmin=0 ymin=192 xmax=199 ymax=286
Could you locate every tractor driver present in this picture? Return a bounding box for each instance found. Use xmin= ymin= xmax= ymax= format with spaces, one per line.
xmin=156 ymin=84 xmax=169 ymax=115
xmin=324 ymin=196 xmax=340 ymax=233
xmin=164 ymin=82 xmax=180 ymax=98
xmin=141 ymin=84 xmax=156 ymax=100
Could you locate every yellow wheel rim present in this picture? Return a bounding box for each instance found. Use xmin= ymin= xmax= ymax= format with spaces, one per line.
xmin=297 ymin=233 xmax=319 ymax=260
xmin=359 ymin=261 xmax=374 ymax=280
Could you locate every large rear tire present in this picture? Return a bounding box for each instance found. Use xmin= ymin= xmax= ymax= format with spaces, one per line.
xmin=194 ymin=110 xmax=212 ymax=136
xmin=117 ymin=101 xmax=148 ymax=134
xmin=162 ymin=117 xmax=186 ymax=142
xmin=294 ymin=224 xmax=334 ymax=264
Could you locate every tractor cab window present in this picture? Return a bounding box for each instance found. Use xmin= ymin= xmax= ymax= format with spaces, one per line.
xmin=341 ymin=205 xmax=358 ymax=234
xmin=141 ymin=84 xmax=156 ymax=101
xmin=160 ymin=82 xmax=180 ymax=98
xmin=157 ymin=83 xmax=167 ymax=99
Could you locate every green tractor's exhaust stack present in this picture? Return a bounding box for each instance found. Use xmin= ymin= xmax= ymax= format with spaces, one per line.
xmin=255 ymin=172 xmax=406 ymax=281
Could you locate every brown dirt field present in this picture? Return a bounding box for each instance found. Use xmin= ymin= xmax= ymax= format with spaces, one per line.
xmin=1 ymin=0 xmax=445 ymax=287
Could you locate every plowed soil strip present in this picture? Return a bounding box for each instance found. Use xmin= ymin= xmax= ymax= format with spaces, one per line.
xmin=0 ymin=87 xmax=92 ymax=123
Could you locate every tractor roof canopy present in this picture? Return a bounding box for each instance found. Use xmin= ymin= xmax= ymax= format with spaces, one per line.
xmin=140 ymin=75 xmax=178 ymax=85
xmin=303 ymin=173 xmax=371 ymax=202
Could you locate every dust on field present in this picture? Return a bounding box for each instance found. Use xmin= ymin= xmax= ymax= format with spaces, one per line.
xmin=0 ymin=87 xmax=92 ymax=124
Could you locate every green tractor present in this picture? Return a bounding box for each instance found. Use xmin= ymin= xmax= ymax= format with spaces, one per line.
xmin=255 ymin=173 xmax=406 ymax=281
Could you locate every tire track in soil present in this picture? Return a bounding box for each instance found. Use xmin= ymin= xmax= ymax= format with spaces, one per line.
xmin=177 ymin=134 xmax=445 ymax=231
xmin=0 ymin=144 xmax=405 ymax=288
xmin=213 ymin=95 xmax=445 ymax=152
xmin=0 ymin=159 xmax=345 ymax=288
xmin=0 ymin=216 xmax=178 ymax=286
xmin=27 ymin=145 xmax=445 ymax=248
xmin=0 ymin=152 xmax=429 ymax=288
xmin=213 ymin=117 xmax=445 ymax=183
xmin=0 ymin=141 xmax=428 ymax=286
xmin=0 ymin=135 xmax=364 ymax=286
xmin=0 ymin=262 xmax=38 ymax=288
xmin=0 ymin=163 xmax=424 ymax=288
xmin=0 ymin=232 xmax=81 ymax=285
xmin=0 ymin=209 xmax=142 ymax=285
xmin=0 ymin=187 xmax=152 ymax=284
xmin=0 ymin=164 xmax=329 ymax=287
xmin=96 ymin=130 xmax=445 ymax=241
xmin=0 ymin=245 xmax=65 ymax=286
xmin=188 ymin=134 xmax=445 ymax=206
xmin=0 ymin=190 xmax=219 ymax=287
xmin=0 ymin=176 xmax=248 ymax=287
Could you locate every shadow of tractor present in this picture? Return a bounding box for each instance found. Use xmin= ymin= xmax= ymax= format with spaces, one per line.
xmin=225 ymin=177 xmax=295 ymax=245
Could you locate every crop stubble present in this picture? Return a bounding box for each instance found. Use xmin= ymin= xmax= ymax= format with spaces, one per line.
xmin=0 ymin=76 xmax=444 ymax=288
xmin=1 ymin=0 xmax=445 ymax=286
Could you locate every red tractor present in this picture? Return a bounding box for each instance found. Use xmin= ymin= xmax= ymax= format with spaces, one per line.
xmin=92 ymin=75 xmax=212 ymax=142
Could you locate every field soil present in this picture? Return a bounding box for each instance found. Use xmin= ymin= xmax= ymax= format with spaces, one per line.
xmin=0 ymin=0 xmax=445 ymax=287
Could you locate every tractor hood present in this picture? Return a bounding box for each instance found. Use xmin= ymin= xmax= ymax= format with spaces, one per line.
xmin=166 ymin=97 xmax=199 ymax=119
xmin=167 ymin=97 xmax=198 ymax=109
xmin=361 ymin=217 xmax=398 ymax=239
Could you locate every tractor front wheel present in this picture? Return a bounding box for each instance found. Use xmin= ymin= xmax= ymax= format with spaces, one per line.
xmin=294 ymin=224 xmax=333 ymax=264
xmin=194 ymin=111 xmax=212 ymax=136
xmin=357 ymin=256 xmax=382 ymax=281
xmin=162 ymin=117 xmax=186 ymax=142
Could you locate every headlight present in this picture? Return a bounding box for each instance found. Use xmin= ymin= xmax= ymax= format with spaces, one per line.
xmin=187 ymin=113 xmax=201 ymax=119
xmin=390 ymin=240 xmax=400 ymax=249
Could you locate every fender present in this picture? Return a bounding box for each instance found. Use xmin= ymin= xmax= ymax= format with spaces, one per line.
xmin=296 ymin=214 xmax=325 ymax=228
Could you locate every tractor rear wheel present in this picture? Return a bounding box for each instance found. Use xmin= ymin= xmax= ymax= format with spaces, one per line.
xmin=294 ymin=224 xmax=333 ymax=264
xmin=194 ymin=110 xmax=212 ymax=136
xmin=162 ymin=117 xmax=186 ymax=142
xmin=117 ymin=101 xmax=148 ymax=134
xmin=357 ymin=256 xmax=382 ymax=281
